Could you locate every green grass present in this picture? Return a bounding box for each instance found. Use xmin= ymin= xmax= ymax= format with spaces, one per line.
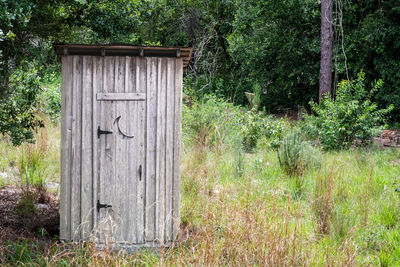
xmin=1 ymin=122 xmax=400 ymax=266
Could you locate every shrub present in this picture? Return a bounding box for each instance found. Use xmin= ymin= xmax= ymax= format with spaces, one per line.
xmin=302 ymin=72 xmax=393 ymax=150
xmin=241 ymin=109 xmax=287 ymax=152
xmin=0 ymin=65 xmax=43 ymax=146
xmin=183 ymin=95 xmax=288 ymax=152
xmin=277 ymin=128 xmax=321 ymax=177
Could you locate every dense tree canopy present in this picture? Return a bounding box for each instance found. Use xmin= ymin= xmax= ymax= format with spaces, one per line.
xmin=1 ymin=0 xmax=399 ymax=144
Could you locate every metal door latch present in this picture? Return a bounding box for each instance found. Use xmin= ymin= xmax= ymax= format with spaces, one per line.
xmin=97 ymin=126 xmax=113 ymax=139
xmin=97 ymin=200 xmax=112 ymax=212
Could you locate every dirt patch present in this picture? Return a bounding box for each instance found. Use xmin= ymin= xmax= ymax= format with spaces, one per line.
xmin=0 ymin=186 xmax=59 ymax=240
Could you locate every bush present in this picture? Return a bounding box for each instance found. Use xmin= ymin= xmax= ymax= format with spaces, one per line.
xmin=0 ymin=65 xmax=43 ymax=146
xmin=277 ymin=128 xmax=321 ymax=177
xmin=302 ymin=72 xmax=393 ymax=150
xmin=183 ymin=95 xmax=288 ymax=152
xmin=241 ymin=109 xmax=288 ymax=152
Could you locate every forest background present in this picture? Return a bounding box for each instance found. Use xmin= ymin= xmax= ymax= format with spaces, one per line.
xmin=1 ymin=0 xmax=399 ymax=145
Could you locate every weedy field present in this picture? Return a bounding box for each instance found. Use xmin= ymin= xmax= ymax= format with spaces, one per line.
xmin=0 ymin=96 xmax=399 ymax=266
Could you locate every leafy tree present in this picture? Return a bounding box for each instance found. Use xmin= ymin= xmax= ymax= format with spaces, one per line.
xmin=0 ymin=0 xmax=86 ymax=144
xmin=228 ymin=0 xmax=321 ymax=112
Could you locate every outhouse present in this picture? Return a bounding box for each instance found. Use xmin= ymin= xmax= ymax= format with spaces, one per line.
xmin=54 ymin=44 xmax=192 ymax=248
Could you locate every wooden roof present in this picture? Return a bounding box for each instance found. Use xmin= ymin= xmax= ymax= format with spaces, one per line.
xmin=53 ymin=44 xmax=193 ymax=68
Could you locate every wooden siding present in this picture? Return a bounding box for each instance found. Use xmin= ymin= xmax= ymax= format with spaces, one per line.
xmin=60 ymin=55 xmax=183 ymax=245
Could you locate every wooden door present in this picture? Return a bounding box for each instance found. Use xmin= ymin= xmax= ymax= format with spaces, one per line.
xmin=95 ymin=56 xmax=146 ymax=244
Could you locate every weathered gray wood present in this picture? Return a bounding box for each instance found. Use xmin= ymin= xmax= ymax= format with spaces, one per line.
xmin=125 ymin=56 xmax=136 ymax=243
xmin=96 ymin=92 xmax=146 ymax=101
xmin=156 ymin=58 xmax=167 ymax=242
xmin=165 ymin=58 xmax=175 ymax=241
xmin=172 ymin=58 xmax=183 ymax=239
xmin=71 ymin=55 xmax=82 ymax=241
xmin=99 ymin=56 xmax=116 ymax=243
xmin=60 ymin=55 xmax=73 ymax=240
xmin=81 ymin=56 xmax=93 ymax=240
xmin=114 ymin=56 xmax=126 ymax=242
xmin=145 ymin=58 xmax=158 ymax=241
xmin=92 ymin=56 xmax=103 ymax=240
xmin=60 ymin=52 xmax=184 ymax=247
xmin=136 ymin=57 xmax=146 ymax=243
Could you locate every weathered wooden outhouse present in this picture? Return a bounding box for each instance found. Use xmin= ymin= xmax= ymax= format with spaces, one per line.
xmin=54 ymin=44 xmax=192 ymax=248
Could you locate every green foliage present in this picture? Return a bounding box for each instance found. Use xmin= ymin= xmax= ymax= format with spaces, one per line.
xmin=0 ymin=66 xmax=43 ymax=145
xmin=303 ymin=72 xmax=393 ymax=150
xmin=183 ymin=95 xmax=242 ymax=148
xmin=241 ymin=109 xmax=287 ymax=152
xmin=183 ymin=95 xmax=288 ymax=152
xmin=228 ymin=0 xmax=320 ymax=112
xmin=41 ymin=73 xmax=62 ymax=122
xmin=6 ymin=240 xmax=34 ymax=263
xmin=277 ymin=128 xmax=321 ymax=177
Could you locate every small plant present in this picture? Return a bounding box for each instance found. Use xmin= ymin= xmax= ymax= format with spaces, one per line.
xmin=303 ymin=71 xmax=393 ymax=150
xmin=16 ymin=190 xmax=37 ymax=216
xmin=277 ymin=128 xmax=321 ymax=177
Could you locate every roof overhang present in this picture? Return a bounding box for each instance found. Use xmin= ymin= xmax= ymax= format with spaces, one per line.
xmin=53 ymin=43 xmax=193 ymax=68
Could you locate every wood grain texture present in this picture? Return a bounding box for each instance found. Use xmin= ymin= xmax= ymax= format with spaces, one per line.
xmin=92 ymin=56 xmax=103 ymax=240
xmin=81 ymin=56 xmax=93 ymax=240
xmin=172 ymin=58 xmax=183 ymax=239
xmin=136 ymin=57 xmax=146 ymax=243
xmin=114 ymin=56 xmax=125 ymax=242
xmin=60 ymin=54 xmax=182 ymax=247
xmin=145 ymin=57 xmax=158 ymax=241
xmin=71 ymin=56 xmax=82 ymax=241
xmin=60 ymin=55 xmax=73 ymax=240
xmin=96 ymin=92 xmax=146 ymax=101
xmin=165 ymin=58 xmax=175 ymax=241
xmin=156 ymin=58 xmax=168 ymax=242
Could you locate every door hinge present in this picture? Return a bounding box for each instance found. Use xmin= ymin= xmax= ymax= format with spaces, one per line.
xmin=97 ymin=126 xmax=113 ymax=139
xmin=97 ymin=200 xmax=112 ymax=212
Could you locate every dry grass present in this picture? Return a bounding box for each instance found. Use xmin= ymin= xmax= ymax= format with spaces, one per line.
xmin=1 ymin=122 xmax=400 ymax=265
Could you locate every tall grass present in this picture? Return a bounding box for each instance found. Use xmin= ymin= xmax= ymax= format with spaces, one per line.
xmin=1 ymin=99 xmax=400 ymax=266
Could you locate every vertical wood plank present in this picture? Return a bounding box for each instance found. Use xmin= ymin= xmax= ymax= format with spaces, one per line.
xmin=60 ymin=55 xmax=73 ymax=240
xmin=114 ymin=56 xmax=126 ymax=242
xmin=130 ymin=56 xmax=138 ymax=243
xmin=100 ymin=56 xmax=116 ymax=243
xmin=172 ymin=58 xmax=183 ymax=239
xmin=71 ymin=56 xmax=82 ymax=241
xmin=145 ymin=58 xmax=158 ymax=241
xmin=156 ymin=58 xmax=167 ymax=241
xmin=125 ymin=56 xmax=134 ymax=243
xmin=136 ymin=57 xmax=146 ymax=243
xmin=81 ymin=56 xmax=93 ymax=240
xmin=92 ymin=56 xmax=102 ymax=240
xmin=165 ymin=58 xmax=175 ymax=241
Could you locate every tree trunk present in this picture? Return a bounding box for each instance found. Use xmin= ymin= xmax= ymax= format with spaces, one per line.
xmin=319 ymin=0 xmax=333 ymax=100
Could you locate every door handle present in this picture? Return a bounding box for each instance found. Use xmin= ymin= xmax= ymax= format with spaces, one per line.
xmin=139 ymin=165 xmax=142 ymax=181
xmin=97 ymin=126 xmax=113 ymax=139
